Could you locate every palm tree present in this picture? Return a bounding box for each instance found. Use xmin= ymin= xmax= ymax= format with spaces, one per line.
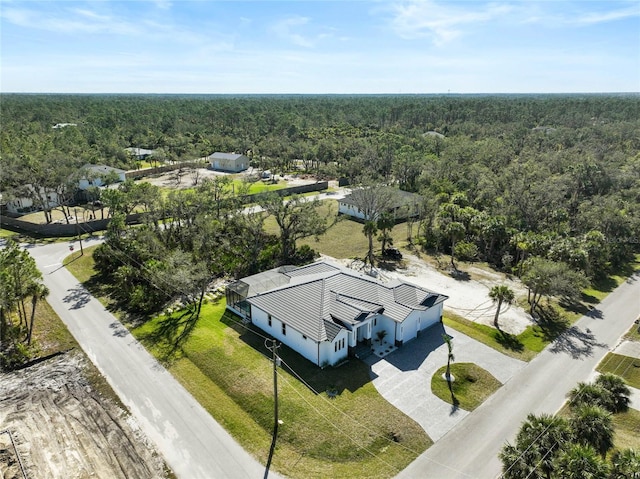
xmin=594 ymin=373 xmax=630 ymax=413
xmin=609 ymin=448 xmax=640 ymax=479
xmin=570 ymin=405 xmax=614 ymax=459
xmin=500 ymin=443 xmax=541 ymax=479
xmin=567 ymin=382 xmax=611 ymax=410
xmin=27 ymin=283 xmax=49 ymax=345
xmin=442 ymin=334 xmax=454 ymax=383
xmin=554 ymin=443 xmax=609 ymax=479
xmin=500 ymin=413 xmax=570 ymax=479
xmin=489 ymin=284 xmax=515 ymax=331
xmin=363 ymin=220 xmax=378 ymax=266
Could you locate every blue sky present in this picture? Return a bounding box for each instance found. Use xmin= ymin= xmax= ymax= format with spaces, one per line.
xmin=1 ymin=0 xmax=639 ymax=93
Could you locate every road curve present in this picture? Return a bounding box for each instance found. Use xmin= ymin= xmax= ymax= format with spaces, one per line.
xmin=396 ymin=271 xmax=640 ymax=479
xmin=26 ymin=238 xmax=282 ymax=479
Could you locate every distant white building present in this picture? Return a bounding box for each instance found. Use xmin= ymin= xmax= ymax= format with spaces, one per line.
xmin=126 ymin=147 xmax=155 ymax=160
xmin=338 ymin=188 xmax=422 ymax=222
xmin=226 ymin=260 xmax=447 ymax=367
xmin=208 ymin=152 xmax=249 ymax=173
xmin=52 ymin=123 xmax=77 ymax=129
xmin=4 ymin=185 xmax=59 ymax=215
xmin=78 ymin=164 xmax=127 ymax=190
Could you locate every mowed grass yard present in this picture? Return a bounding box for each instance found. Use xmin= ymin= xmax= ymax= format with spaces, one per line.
xmin=133 ymin=300 xmax=431 ymax=479
xmin=264 ymin=199 xmax=413 ymax=260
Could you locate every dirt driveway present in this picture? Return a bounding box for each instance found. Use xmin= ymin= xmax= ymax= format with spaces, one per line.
xmin=341 ymin=253 xmax=534 ymax=335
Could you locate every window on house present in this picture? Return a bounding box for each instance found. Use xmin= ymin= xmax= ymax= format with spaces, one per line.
xmin=374 ymin=317 xmax=377 ymax=326
xmin=335 ymin=342 xmax=338 ymax=352
xmin=282 ymin=323 xmax=286 ymax=335
xmin=268 ymin=315 xmax=272 ymax=327
xmin=342 ymin=338 xmax=345 ymax=349
xmin=302 ymin=335 xmax=307 ymax=340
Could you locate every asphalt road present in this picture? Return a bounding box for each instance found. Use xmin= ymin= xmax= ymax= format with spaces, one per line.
xmin=26 ymin=238 xmax=282 ymax=479
xmin=397 ymin=271 xmax=640 ymax=479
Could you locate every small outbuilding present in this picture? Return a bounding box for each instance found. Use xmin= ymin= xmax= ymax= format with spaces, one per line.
xmin=208 ymin=152 xmax=249 ymax=173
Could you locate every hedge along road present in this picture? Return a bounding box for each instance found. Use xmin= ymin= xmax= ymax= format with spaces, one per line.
xmin=26 ymin=237 xmax=283 ymax=479
xmin=396 ymin=270 xmax=640 ymax=479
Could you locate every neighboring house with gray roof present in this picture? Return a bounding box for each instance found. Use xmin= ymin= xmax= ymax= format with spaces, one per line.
xmin=338 ymin=187 xmax=423 ymax=222
xmin=226 ymin=260 xmax=447 ymax=367
xmin=78 ymin=164 xmax=127 ymax=190
xmin=208 ymin=152 xmax=249 ymax=172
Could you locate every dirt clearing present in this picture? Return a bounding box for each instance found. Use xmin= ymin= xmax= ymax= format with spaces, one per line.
xmin=0 ymin=352 xmax=169 ymax=479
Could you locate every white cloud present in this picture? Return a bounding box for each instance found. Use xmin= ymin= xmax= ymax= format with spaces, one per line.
xmin=389 ymin=1 xmax=513 ymax=45
xmin=573 ymin=4 xmax=640 ymax=25
xmin=2 ymin=6 xmax=137 ymax=35
xmin=271 ymin=15 xmax=315 ymax=47
xmin=153 ymin=0 xmax=172 ymax=10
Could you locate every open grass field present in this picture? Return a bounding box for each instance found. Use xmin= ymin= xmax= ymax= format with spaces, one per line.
xmin=264 ymin=199 xmax=413 ymax=261
xmin=430 ymin=363 xmax=502 ymax=411
xmin=133 ymin=300 xmax=431 ymax=479
xmin=612 ymin=408 xmax=640 ymax=450
xmin=596 ymin=353 xmax=640 ymax=389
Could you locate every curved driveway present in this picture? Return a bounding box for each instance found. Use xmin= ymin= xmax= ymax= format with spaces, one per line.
xmin=26 ymin=238 xmax=281 ymax=479
xmin=396 ymin=272 xmax=640 ymax=479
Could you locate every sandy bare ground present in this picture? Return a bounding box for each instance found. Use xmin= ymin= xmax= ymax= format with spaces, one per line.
xmin=339 ymin=253 xmax=534 ymax=335
xmin=0 ymin=352 xmax=168 ymax=479
xmin=139 ymin=166 xmax=319 ymax=190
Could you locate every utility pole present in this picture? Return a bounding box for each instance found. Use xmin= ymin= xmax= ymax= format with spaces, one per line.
xmin=75 ymin=208 xmax=84 ymax=256
xmin=264 ymin=338 xmax=280 ymax=478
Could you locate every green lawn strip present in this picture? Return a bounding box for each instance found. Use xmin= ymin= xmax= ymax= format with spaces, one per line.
xmin=0 ymin=228 xmax=19 ymax=238
xmin=625 ymin=326 xmax=640 ymax=342
xmin=583 ymin=254 xmax=640 ymax=303
xmin=596 ymin=353 xmax=640 ymax=389
xmin=430 ymin=363 xmax=502 ymax=411
xmin=443 ymin=312 xmax=537 ymax=362
xmin=133 ymin=301 xmax=431 ymax=479
xmin=28 ymin=294 xmax=126 ymax=407
xmin=611 ymin=408 xmax=640 ymax=451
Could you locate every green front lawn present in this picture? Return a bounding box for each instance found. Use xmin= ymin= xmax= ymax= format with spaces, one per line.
xmin=430 ymin=363 xmax=502 ymax=411
xmin=133 ymin=300 xmax=431 ymax=479
xmin=612 ymin=408 xmax=640 ymax=450
xmin=443 ymin=312 xmax=539 ymax=362
xmin=596 ymin=353 xmax=640 ymax=389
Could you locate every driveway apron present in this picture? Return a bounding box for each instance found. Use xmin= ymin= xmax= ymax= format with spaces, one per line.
xmin=364 ymin=323 xmax=526 ymax=441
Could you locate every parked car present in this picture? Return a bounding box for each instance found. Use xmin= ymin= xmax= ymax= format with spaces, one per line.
xmin=383 ymin=248 xmax=402 ymax=260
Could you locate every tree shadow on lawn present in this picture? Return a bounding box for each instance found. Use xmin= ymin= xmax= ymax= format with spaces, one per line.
xmin=560 ymin=296 xmax=603 ymax=319
xmin=138 ymin=309 xmax=200 ymax=360
xmin=495 ymin=330 xmax=525 ymax=353
xmin=221 ymin=312 xmax=373 ymax=396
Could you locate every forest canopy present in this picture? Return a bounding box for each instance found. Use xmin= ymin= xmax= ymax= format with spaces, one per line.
xmin=1 ymin=93 xmax=639 ymax=283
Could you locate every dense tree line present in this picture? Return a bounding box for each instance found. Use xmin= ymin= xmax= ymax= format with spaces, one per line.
xmin=0 ymin=240 xmax=49 ymax=369
xmin=2 ymin=93 xmax=638 ymax=283
xmin=91 ymin=177 xmax=329 ymax=326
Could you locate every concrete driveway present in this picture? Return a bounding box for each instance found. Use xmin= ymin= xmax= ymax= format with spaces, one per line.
xmin=364 ymin=323 xmax=526 ymax=441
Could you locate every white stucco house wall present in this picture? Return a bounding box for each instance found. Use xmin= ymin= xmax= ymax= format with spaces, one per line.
xmin=208 ymin=152 xmax=249 ymax=173
xmin=338 ymin=187 xmax=422 ymax=222
xmin=126 ymin=147 xmax=155 ymax=160
xmin=3 ymin=185 xmax=59 ymax=215
xmin=78 ymin=164 xmax=127 ymax=190
xmin=226 ymin=260 xmax=447 ymax=368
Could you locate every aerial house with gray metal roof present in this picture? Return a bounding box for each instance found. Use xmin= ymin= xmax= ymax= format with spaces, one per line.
xmin=226 ymin=260 xmax=448 ymax=367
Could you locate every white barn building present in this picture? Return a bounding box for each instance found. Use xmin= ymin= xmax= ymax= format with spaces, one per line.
xmin=208 ymin=152 xmax=249 ymax=173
